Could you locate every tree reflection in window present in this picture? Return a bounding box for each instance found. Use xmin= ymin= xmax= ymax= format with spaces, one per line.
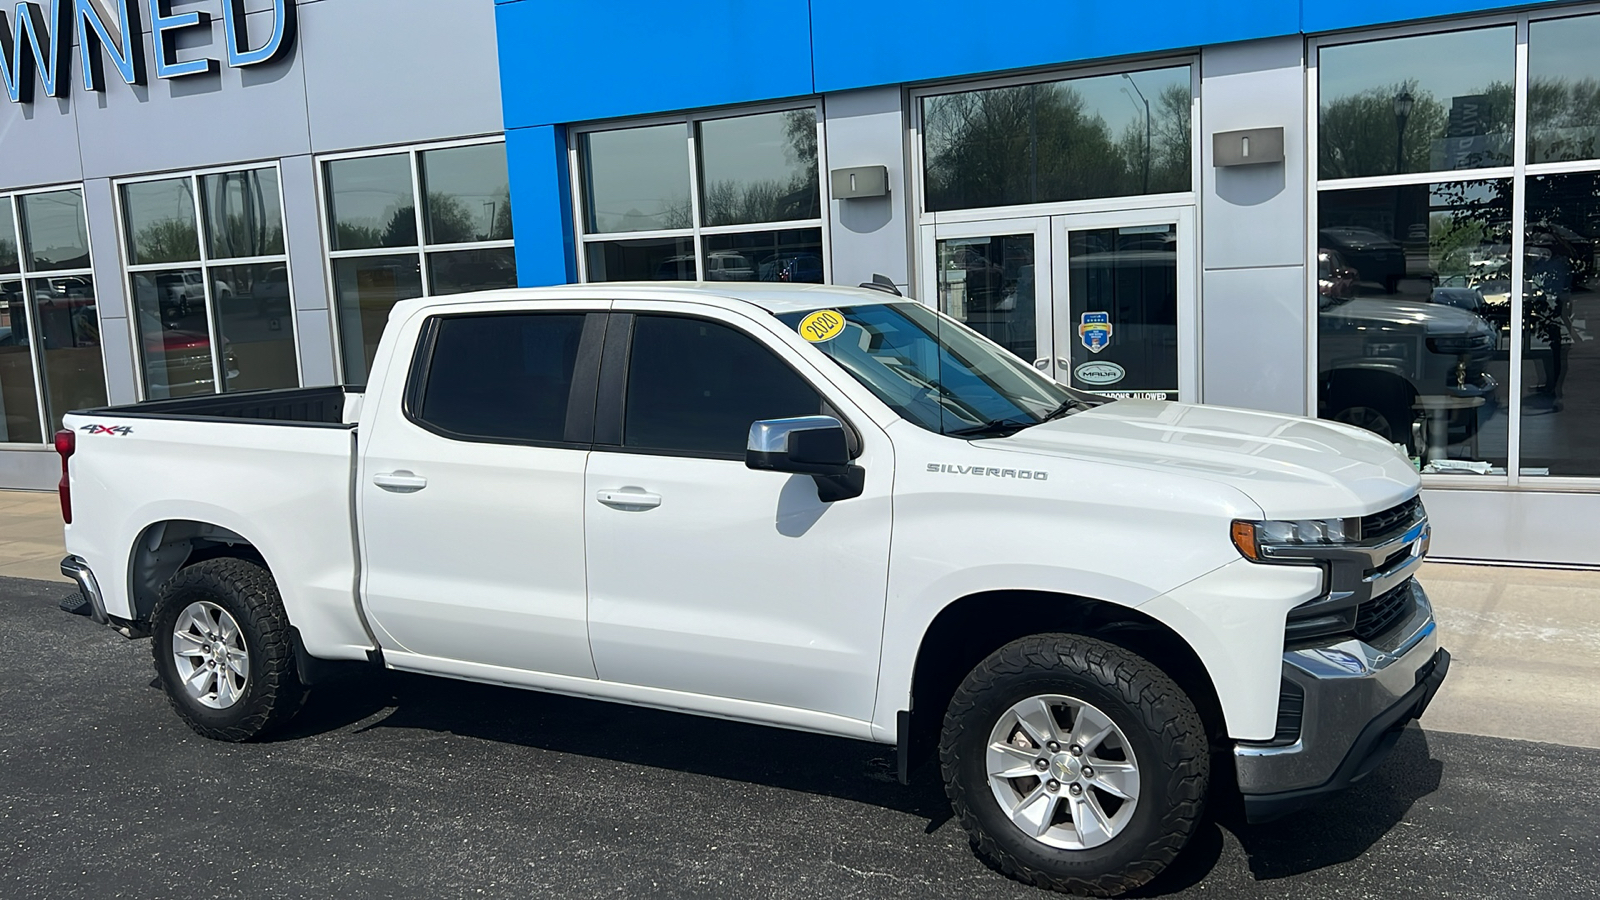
xmin=922 ymin=66 xmax=1192 ymax=212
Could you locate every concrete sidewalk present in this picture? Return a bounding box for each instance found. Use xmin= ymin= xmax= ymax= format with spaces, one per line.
xmin=5 ymin=489 xmax=1596 ymax=748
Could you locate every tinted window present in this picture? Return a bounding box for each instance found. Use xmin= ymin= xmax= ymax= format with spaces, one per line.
xmin=417 ymin=314 xmax=587 ymax=443
xmin=624 ymin=316 xmax=823 ymax=456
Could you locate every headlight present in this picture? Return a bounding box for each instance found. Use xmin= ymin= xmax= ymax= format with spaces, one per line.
xmin=1230 ymin=518 xmax=1358 ymax=561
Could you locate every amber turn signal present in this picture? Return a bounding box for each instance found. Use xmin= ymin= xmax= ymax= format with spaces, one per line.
xmin=1230 ymin=520 xmax=1260 ymax=561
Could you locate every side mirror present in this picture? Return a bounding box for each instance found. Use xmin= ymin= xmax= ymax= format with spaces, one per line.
xmin=746 ymin=416 xmax=866 ymax=502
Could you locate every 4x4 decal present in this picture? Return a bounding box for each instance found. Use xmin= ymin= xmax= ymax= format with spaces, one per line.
xmin=80 ymin=424 xmax=134 ymax=436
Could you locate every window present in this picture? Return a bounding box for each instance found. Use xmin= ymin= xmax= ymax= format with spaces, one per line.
xmin=322 ymin=139 xmax=517 ymax=384
xmin=1315 ymin=15 xmax=1600 ymax=481
xmin=119 ymin=166 xmax=296 ymax=399
xmin=622 ymin=315 xmax=823 ymax=457
xmin=920 ymin=65 xmax=1194 ymax=212
xmin=0 ymin=187 xmax=107 ymax=443
xmin=414 ymin=313 xmax=587 ymax=444
xmin=575 ymin=107 xmax=825 ymax=285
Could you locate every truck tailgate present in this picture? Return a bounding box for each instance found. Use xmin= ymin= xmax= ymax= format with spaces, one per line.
xmin=62 ymin=413 xmax=371 ymax=661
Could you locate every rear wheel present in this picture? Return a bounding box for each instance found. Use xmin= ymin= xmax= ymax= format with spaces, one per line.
xmin=150 ymin=558 xmax=305 ymax=741
xmin=940 ymin=634 xmax=1208 ymax=897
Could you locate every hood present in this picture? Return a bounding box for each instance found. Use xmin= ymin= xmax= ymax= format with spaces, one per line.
xmin=977 ymin=401 xmax=1418 ymax=519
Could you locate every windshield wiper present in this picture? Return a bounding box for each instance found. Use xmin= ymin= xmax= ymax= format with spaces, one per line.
xmin=944 ymin=418 xmax=1034 ymax=438
xmin=1040 ymin=398 xmax=1090 ymax=423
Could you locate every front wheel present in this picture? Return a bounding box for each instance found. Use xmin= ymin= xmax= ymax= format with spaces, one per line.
xmin=150 ymin=558 xmax=305 ymax=741
xmin=940 ymin=634 xmax=1208 ymax=897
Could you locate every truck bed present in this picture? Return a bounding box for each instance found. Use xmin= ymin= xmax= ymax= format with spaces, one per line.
xmin=75 ymin=386 xmax=358 ymax=427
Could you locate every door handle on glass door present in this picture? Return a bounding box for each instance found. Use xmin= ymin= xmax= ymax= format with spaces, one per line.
xmin=373 ymin=471 xmax=428 ymax=493
xmin=596 ymin=489 xmax=662 ymax=510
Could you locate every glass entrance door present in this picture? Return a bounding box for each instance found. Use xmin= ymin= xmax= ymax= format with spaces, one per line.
xmin=1051 ymin=208 xmax=1196 ymax=400
xmin=919 ymin=207 xmax=1196 ymax=400
xmin=921 ymin=217 xmax=1053 ymax=370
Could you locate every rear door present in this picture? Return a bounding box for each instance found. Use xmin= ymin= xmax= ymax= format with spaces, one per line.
xmin=359 ymin=302 xmax=606 ymax=678
xmin=582 ymin=304 xmax=894 ymax=725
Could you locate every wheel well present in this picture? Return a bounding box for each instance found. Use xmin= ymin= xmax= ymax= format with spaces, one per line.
xmin=905 ymin=591 xmax=1227 ymax=771
xmin=127 ymin=520 xmax=266 ymax=624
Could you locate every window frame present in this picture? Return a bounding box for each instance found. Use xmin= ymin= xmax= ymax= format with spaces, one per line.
xmin=314 ymin=134 xmax=517 ymax=385
xmin=907 ymin=56 xmax=1203 ymax=227
xmin=1308 ymin=5 xmax=1600 ymax=491
xmin=592 ymin=310 xmax=857 ymax=462
xmin=566 ymin=99 xmax=831 ymax=285
xmin=0 ymin=182 xmax=106 ymax=443
xmin=401 ymin=309 xmax=603 ymax=451
xmin=113 ymin=161 xmax=300 ymax=400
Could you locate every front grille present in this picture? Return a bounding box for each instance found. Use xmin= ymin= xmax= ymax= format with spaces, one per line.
xmin=1354 ymin=578 xmax=1417 ymax=642
xmin=1361 ymin=496 xmax=1421 ymax=540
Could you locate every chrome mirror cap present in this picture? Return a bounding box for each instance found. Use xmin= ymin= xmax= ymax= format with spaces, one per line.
xmin=746 ymin=416 xmax=844 ymax=454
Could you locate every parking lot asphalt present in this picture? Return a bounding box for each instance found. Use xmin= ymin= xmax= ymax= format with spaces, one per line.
xmin=4 ymin=575 xmax=1598 ymax=900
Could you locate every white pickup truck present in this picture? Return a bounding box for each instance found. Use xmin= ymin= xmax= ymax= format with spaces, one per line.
xmin=58 ymin=284 xmax=1447 ymax=897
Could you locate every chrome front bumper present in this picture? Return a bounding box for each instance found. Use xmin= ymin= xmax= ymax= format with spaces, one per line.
xmin=1235 ymin=582 xmax=1449 ymax=822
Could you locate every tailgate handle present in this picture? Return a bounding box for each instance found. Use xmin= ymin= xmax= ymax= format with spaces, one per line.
xmin=373 ymin=471 xmax=428 ymax=493
xmin=596 ymin=489 xmax=662 ymax=510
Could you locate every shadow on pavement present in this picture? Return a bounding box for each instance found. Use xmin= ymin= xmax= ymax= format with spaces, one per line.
xmin=272 ymin=665 xmax=1442 ymax=892
xmin=1226 ymin=725 xmax=1444 ymax=880
xmin=276 ymin=667 xmax=955 ymax=823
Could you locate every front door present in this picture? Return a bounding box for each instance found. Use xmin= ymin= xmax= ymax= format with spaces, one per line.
xmin=582 ymin=305 xmax=893 ymax=726
xmin=920 ymin=207 xmax=1197 ymax=400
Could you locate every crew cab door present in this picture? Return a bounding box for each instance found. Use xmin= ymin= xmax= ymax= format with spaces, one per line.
xmin=583 ymin=304 xmax=893 ymax=725
xmin=358 ymin=303 xmax=607 ymax=678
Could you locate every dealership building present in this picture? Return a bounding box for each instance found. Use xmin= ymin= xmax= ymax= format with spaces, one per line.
xmin=2 ymin=0 xmax=1598 ymax=566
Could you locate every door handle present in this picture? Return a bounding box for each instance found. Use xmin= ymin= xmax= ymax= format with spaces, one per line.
xmin=373 ymin=470 xmax=428 ymax=493
xmin=596 ymin=488 xmax=662 ymax=510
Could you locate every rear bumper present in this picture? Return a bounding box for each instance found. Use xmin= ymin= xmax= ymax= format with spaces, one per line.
xmin=60 ymin=555 xmax=108 ymax=625
xmin=1235 ymin=582 xmax=1449 ymax=823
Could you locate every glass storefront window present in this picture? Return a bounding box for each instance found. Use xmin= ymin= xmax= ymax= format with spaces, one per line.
xmin=332 ymin=255 xmax=423 ymax=384
xmin=210 ymin=264 xmax=297 ymax=393
xmin=1528 ymin=15 xmax=1600 ymax=165
xmin=1065 ymin=225 xmax=1179 ymax=399
xmin=0 ymin=279 xmax=41 ymax=444
xmin=325 ymin=154 xmax=416 ymax=251
xmin=580 ymin=124 xmax=692 ymax=234
xmin=121 ymin=167 xmax=298 ymax=399
xmin=584 ymin=237 xmax=696 ymax=282
xmin=0 ymin=198 xmax=18 ymax=274
xmin=575 ymin=107 xmax=825 ymax=284
xmin=19 ymin=190 xmax=92 ymax=271
xmin=420 ymin=144 xmax=514 ymax=244
xmin=702 ymin=228 xmax=823 ymax=283
xmin=122 ymin=179 xmax=200 ymax=265
xmin=29 ymin=277 xmax=108 ymax=428
xmin=1520 ymin=172 xmax=1600 ymax=477
xmin=201 ymin=169 xmax=285 ymax=260
xmin=921 ymin=66 xmax=1193 ymax=212
xmin=1317 ymin=181 xmax=1512 ymax=474
xmin=321 ymin=140 xmax=517 ymax=382
xmin=1318 ymin=27 xmax=1514 ymax=179
xmin=1 ymin=187 xmax=104 ymax=441
xmin=697 ymin=110 xmax=820 ymax=227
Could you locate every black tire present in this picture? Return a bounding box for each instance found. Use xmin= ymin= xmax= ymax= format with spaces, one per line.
xmin=940 ymin=634 xmax=1208 ymax=897
xmin=1328 ymin=393 xmax=1417 ymax=453
xmin=150 ymin=558 xmax=305 ymax=742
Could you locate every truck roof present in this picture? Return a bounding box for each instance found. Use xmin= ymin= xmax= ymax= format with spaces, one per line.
xmin=393 ymin=282 xmax=907 ymax=318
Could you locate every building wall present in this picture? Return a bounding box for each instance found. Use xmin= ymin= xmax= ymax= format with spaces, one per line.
xmin=0 ymin=0 xmax=505 ymax=489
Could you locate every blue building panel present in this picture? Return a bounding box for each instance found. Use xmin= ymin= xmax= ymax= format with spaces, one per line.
xmin=809 ymin=0 xmax=1298 ymax=93
xmin=495 ymin=0 xmax=815 ymax=129
xmin=1301 ymin=0 xmax=1566 ymax=34
xmin=505 ymin=124 xmax=578 ymax=286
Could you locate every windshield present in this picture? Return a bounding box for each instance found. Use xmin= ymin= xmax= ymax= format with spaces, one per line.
xmin=777 ymin=302 xmax=1099 ymax=437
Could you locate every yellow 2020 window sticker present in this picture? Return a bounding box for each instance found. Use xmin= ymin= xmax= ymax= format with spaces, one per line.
xmin=799 ymin=309 xmax=846 ymax=343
